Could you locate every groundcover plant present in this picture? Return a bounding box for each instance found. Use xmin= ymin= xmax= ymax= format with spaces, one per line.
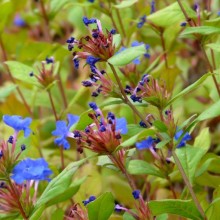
xmin=1 ymin=0 xmax=220 ymax=219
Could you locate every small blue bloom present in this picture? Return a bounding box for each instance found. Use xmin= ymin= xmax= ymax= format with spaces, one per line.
xmin=14 ymin=15 xmax=26 ymax=27
xmin=0 ymin=150 xmax=3 ymax=159
xmin=218 ymin=11 xmax=220 ymax=16
xmin=11 ymin=158 xmax=52 ymax=184
xmin=83 ymin=16 xmax=97 ymax=26
xmin=116 ymin=118 xmax=128 ymax=135
xmin=139 ymin=120 xmax=147 ymax=128
xmin=174 ymin=130 xmax=191 ymax=148
xmin=130 ymin=94 xmax=142 ymax=103
xmin=52 ymin=114 xmax=79 ymax=149
xmin=132 ymin=190 xmax=141 ymax=199
xmin=136 ymin=137 xmax=154 ymax=150
xmin=88 ymin=0 xmax=95 ymax=2
xmin=3 ymin=115 xmax=32 ymax=137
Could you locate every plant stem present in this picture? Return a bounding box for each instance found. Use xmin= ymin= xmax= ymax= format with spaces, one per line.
xmin=39 ymin=0 xmax=51 ymax=41
xmin=172 ymin=150 xmax=206 ymax=219
xmin=0 ymin=38 xmax=33 ymax=116
xmin=47 ymin=90 xmax=65 ymax=170
xmin=108 ymin=63 xmax=151 ymax=127
xmin=57 ymin=72 xmax=68 ymax=108
xmin=160 ymin=29 xmax=168 ymax=69
xmin=115 ymin=9 xmax=126 ymax=38
xmin=177 ymin=0 xmax=220 ymax=97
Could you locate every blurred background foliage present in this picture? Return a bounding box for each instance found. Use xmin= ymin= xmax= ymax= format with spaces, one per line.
xmin=1 ymin=0 xmax=220 ymax=219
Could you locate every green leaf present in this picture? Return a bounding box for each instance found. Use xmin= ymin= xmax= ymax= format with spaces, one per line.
xmin=194 ymin=128 xmax=210 ymax=152
xmin=0 ymin=84 xmax=17 ymax=101
xmin=175 ymin=146 xmax=207 ymax=184
xmin=180 ymin=26 xmax=220 ymax=38
xmin=156 ymin=138 xmax=171 ymax=149
xmin=35 ymin=159 xmax=86 ymax=209
xmin=49 ymin=0 xmax=71 ymax=19
xmin=5 ymin=61 xmax=40 ymax=86
xmin=45 ymin=177 xmax=86 ymax=207
xmin=29 ymin=205 xmax=46 ymax=220
xmin=113 ymin=34 xmax=122 ymax=49
xmin=123 ymin=212 xmax=136 ymax=220
xmin=149 ymin=199 xmax=202 ymax=220
xmin=51 ymin=208 xmax=64 ymax=220
xmin=108 ymin=44 xmax=146 ymax=66
xmin=128 ymin=160 xmax=165 ymax=178
xmin=147 ymin=2 xmax=196 ymax=28
xmin=196 ymin=99 xmax=220 ymax=122
xmin=87 ymin=192 xmax=115 ymax=220
xmin=113 ymin=0 xmax=138 ymax=9
xmin=167 ymin=73 xmax=211 ymax=106
xmin=119 ymin=129 xmax=155 ymax=149
xmin=0 ymin=0 xmax=13 ymax=33
xmin=206 ymin=43 xmax=220 ymax=52
xmin=153 ymin=120 xmax=167 ymax=132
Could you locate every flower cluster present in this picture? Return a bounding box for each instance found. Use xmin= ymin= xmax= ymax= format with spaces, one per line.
xmin=81 ymin=67 xmax=114 ymax=97
xmin=126 ymin=74 xmax=170 ymax=109
xmin=73 ymin=102 xmax=127 ymax=154
xmin=66 ymin=17 xmax=116 ymax=71
xmin=30 ymin=57 xmax=56 ymax=88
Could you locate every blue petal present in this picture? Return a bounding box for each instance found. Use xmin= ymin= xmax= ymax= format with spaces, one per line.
xmin=116 ymin=118 xmax=128 ymax=135
xmin=52 ymin=121 xmax=68 ymax=136
xmin=136 ymin=137 xmax=154 ymax=150
xmin=67 ymin=114 xmax=79 ymax=129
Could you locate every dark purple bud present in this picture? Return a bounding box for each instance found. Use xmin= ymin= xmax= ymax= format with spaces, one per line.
xmin=0 ymin=150 xmax=3 ymax=159
xmin=73 ymin=59 xmax=79 ymax=69
xmin=8 ymin=136 xmax=13 ymax=144
xmin=89 ymin=195 xmax=96 ymax=202
xmin=29 ymin=72 xmax=34 ymax=77
xmin=115 ymin=134 xmax=121 ymax=139
xmin=130 ymin=94 xmax=142 ymax=103
xmin=73 ymin=130 xmax=81 ymax=138
xmin=83 ymin=17 xmax=97 ymax=26
xmin=82 ymin=81 xmax=93 ymax=87
xmin=107 ymin=112 xmax=115 ymax=120
xmin=180 ymin=22 xmax=187 ymax=27
xmin=99 ymin=125 xmax=106 ymax=132
xmin=45 ymin=57 xmax=54 ymax=64
xmin=92 ymin=92 xmax=99 ymax=97
xmin=139 ymin=121 xmax=147 ymax=128
xmin=132 ymin=190 xmax=141 ymax=199
xmin=89 ymin=102 xmax=98 ymax=110
xmin=21 ymin=144 xmax=26 ymax=151
xmin=66 ymin=37 xmax=75 ymax=43
xmin=110 ymin=29 xmax=116 ymax=34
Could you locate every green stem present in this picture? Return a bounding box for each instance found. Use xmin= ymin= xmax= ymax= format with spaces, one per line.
xmin=115 ymin=9 xmax=126 ymax=38
xmin=47 ymin=90 xmax=65 ymax=170
xmin=172 ymin=150 xmax=206 ymax=219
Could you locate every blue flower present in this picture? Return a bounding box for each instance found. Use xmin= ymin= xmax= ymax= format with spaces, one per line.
xmin=174 ymin=130 xmax=191 ymax=148
xmin=218 ymin=11 xmax=220 ymax=16
xmin=11 ymin=158 xmax=52 ymax=184
xmin=52 ymin=114 xmax=79 ymax=149
xmin=136 ymin=137 xmax=155 ymax=150
xmin=132 ymin=190 xmax=140 ymax=199
xmin=3 ymin=115 xmax=32 ymax=137
xmin=180 ymin=22 xmax=187 ymax=27
xmin=82 ymin=195 xmax=96 ymax=206
xmin=116 ymin=118 xmax=128 ymax=135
